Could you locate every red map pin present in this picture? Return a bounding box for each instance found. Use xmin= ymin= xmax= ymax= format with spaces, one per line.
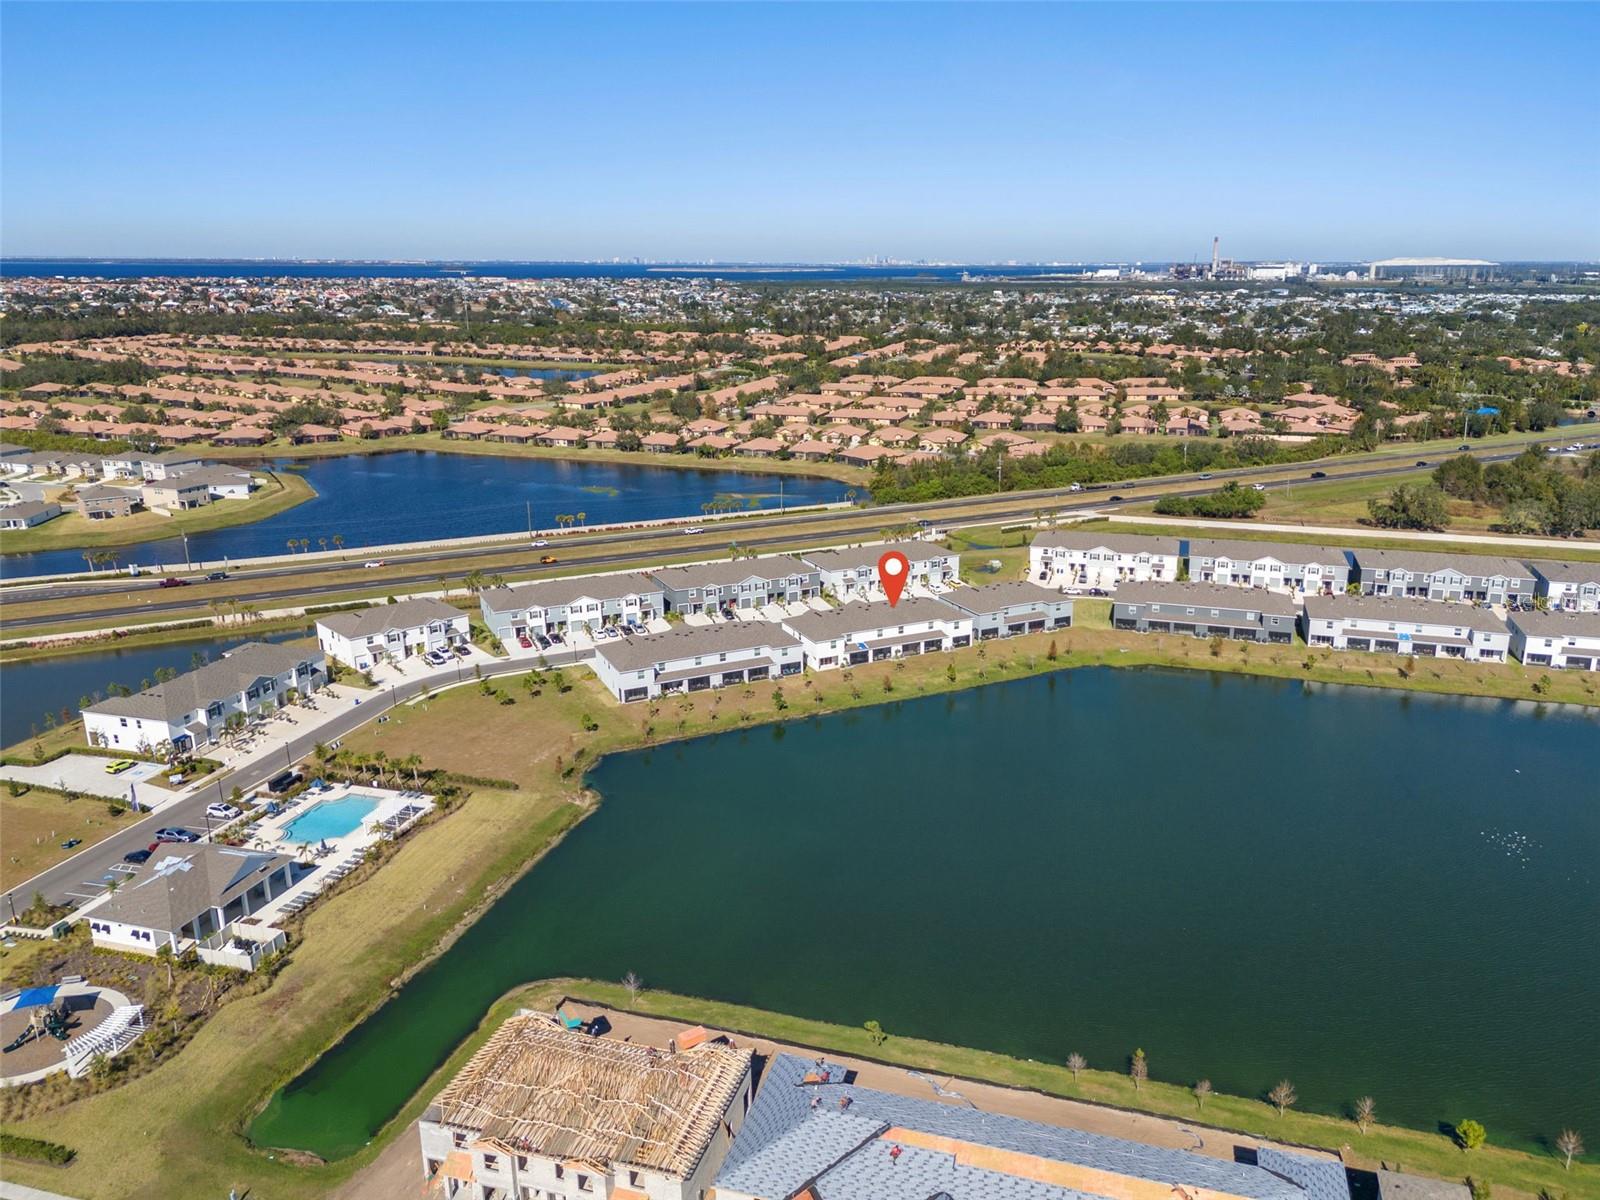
xmin=877 ymin=550 xmax=909 ymax=606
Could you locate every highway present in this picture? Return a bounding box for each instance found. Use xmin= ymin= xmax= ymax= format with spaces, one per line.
xmin=0 ymin=435 xmax=1572 ymax=630
xmin=0 ymin=652 xmax=584 ymax=916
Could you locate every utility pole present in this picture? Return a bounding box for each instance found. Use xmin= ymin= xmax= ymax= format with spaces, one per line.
xmin=527 ymin=499 xmax=533 ymax=538
xmin=182 ymin=529 xmax=192 ymax=571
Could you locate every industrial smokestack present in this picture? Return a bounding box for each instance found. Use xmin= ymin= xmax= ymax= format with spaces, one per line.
xmin=1211 ymin=237 xmax=1220 ymax=275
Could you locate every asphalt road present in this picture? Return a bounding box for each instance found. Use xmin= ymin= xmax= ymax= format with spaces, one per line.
xmin=1 ymin=438 xmax=1565 ymax=629
xmin=1 ymin=653 xmax=581 ymax=916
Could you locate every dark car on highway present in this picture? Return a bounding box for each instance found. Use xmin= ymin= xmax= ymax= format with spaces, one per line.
xmin=1310 ymin=471 xmax=1328 ymax=479
xmin=159 ymin=577 xmax=191 ymax=588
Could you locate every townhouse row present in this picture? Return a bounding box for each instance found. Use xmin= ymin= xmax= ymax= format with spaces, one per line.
xmin=476 ymin=540 xmax=961 ymax=645
xmin=1028 ymin=530 xmax=1600 ymax=611
xmin=589 ymin=581 xmax=1074 ymax=702
xmin=1109 ymin=580 xmax=1600 ymax=669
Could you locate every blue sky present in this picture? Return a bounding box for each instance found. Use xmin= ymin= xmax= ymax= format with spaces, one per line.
xmin=2 ymin=2 xmax=1595 ymax=262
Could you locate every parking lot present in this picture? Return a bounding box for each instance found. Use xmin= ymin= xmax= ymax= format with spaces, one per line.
xmin=0 ymin=754 xmax=166 ymax=802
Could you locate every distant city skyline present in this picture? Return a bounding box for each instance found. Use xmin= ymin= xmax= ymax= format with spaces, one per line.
xmin=2 ymin=2 xmax=1596 ymax=262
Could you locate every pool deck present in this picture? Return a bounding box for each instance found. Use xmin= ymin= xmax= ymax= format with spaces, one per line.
xmin=236 ymin=784 xmax=434 ymax=925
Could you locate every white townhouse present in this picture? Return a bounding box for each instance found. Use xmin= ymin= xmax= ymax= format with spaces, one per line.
xmin=176 ymin=464 xmax=256 ymax=500
xmin=592 ymin=623 xmax=803 ymax=702
xmin=479 ymin=573 xmax=664 ymax=645
xmin=81 ymin=641 xmax=327 ymax=754
xmin=1301 ymin=594 xmax=1510 ymax=661
xmin=316 ymin=597 xmax=471 ymax=670
xmin=420 ymin=1012 xmax=753 ymax=1200
xmin=1030 ymin=530 xmax=1181 ymax=589
xmin=139 ymin=450 xmax=204 ymax=481
xmin=100 ymin=452 xmax=153 ymax=480
xmin=0 ymin=500 xmax=62 ymax=529
xmin=1507 ymin=610 xmax=1600 ymax=671
xmin=1528 ymin=560 xmax=1600 ymax=613
xmin=650 ymin=555 xmax=820 ymax=614
xmin=1186 ymin=538 xmax=1351 ymax=596
xmin=779 ymin=595 xmax=971 ymax=670
xmin=801 ymin=541 xmax=960 ymax=600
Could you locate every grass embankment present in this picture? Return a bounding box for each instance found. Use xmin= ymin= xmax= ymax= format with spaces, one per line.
xmin=0 ymin=470 xmax=316 ymax=556
xmin=1 ymin=643 xmax=1592 ymax=1199
xmin=0 ymin=614 xmax=321 ymax=665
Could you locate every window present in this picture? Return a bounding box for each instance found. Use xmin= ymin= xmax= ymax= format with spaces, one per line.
xmin=577 ymin=1173 xmax=593 ymax=1192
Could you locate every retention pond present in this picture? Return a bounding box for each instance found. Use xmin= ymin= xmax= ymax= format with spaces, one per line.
xmin=250 ymin=667 xmax=1600 ymax=1161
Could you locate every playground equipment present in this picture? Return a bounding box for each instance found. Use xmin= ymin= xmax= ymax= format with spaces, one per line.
xmin=3 ymin=992 xmax=72 ymax=1054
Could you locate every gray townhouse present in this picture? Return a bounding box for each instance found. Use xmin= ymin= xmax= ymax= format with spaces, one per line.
xmin=1301 ymin=594 xmax=1510 ymax=661
xmin=1528 ymin=560 xmax=1600 ymax=613
xmin=650 ymin=555 xmax=820 ymax=614
xmin=1351 ymin=548 xmax=1533 ymax=605
xmin=802 ymin=540 xmax=959 ymax=600
xmin=780 ymin=596 xmax=972 ymax=669
xmin=1112 ymin=580 xmax=1299 ymax=642
xmin=591 ymin=622 xmax=804 ymax=702
xmin=316 ymin=597 xmax=471 ymax=670
xmin=479 ymin=573 xmax=664 ymax=644
xmin=1185 ymin=538 xmax=1351 ymax=595
xmin=1506 ymin=609 xmax=1600 ymax=671
xmin=945 ymin=580 xmax=1073 ymax=639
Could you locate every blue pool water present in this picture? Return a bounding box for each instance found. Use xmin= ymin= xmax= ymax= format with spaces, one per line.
xmin=280 ymin=794 xmax=379 ymax=844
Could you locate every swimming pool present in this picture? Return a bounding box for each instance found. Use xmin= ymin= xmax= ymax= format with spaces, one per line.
xmin=280 ymin=794 xmax=380 ymax=844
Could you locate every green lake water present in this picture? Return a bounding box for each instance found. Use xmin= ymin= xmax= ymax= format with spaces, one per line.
xmin=251 ymin=667 xmax=1600 ymax=1161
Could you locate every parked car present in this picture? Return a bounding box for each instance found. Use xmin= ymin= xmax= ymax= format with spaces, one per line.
xmin=206 ymin=571 xmax=229 ymax=581
xmin=517 ymin=634 xmax=533 ymax=649
xmin=159 ymin=577 xmax=190 ymax=588
xmin=547 ymin=631 xmax=564 ymax=645
xmin=452 ymin=643 xmax=471 ymax=658
xmin=363 ymin=560 xmax=385 ymax=569
xmin=103 ymin=758 xmax=136 ymax=775
xmin=206 ymin=802 xmax=243 ymax=822
xmin=60 ymin=838 xmax=81 ymax=850
xmin=123 ymin=847 xmax=153 ymax=864
xmin=155 ymin=827 xmax=200 ymax=843
xmin=535 ymin=634 xmax=552 ymax=650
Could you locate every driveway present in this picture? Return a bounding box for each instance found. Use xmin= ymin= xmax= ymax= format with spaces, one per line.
xmin=0 ymin=755 xmax=164 ymax=801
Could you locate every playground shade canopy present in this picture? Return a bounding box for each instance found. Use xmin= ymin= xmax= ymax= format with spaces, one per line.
xmin=13 ymin=986 xmax=61 ymax=1010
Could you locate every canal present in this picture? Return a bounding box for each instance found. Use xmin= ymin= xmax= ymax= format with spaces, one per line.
xmin=0 ymin=451 xmax=850 ymax=578
xmin=0 ymin=629 xmax=316 ymax=748
xmin=249 ymin=667 xmax=1600 ymax=1160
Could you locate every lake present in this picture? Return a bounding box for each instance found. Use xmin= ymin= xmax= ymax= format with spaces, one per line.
xmin=0 ymin=628 xmax=313 ymax=749
xmin=0 ymin=451 xmax=849 ymax=578
xmin=249 ymin=667 xmax=1600 ymax=1161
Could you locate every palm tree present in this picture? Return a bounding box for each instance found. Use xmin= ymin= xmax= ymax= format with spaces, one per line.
xmin=286 ymin=538 xmax=297 ymax=555
xmin=332 ymin=533 xmax=344 ymax=557
xmin=297 ymin=538 xmax=310 ymax=554
xmin=575 ymin=510 xmax=586 ymax=527
xmin=318 ymin=537 xmax=328 ymax=554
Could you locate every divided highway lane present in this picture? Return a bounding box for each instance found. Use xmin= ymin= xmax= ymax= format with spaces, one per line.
xmin=1 ymin=435 xmax=1571 ymax=605
xmin=1 ymin=653 xmax=584 ymax=914
xmin=0 ymin=445 xmax=1545 ymax=631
